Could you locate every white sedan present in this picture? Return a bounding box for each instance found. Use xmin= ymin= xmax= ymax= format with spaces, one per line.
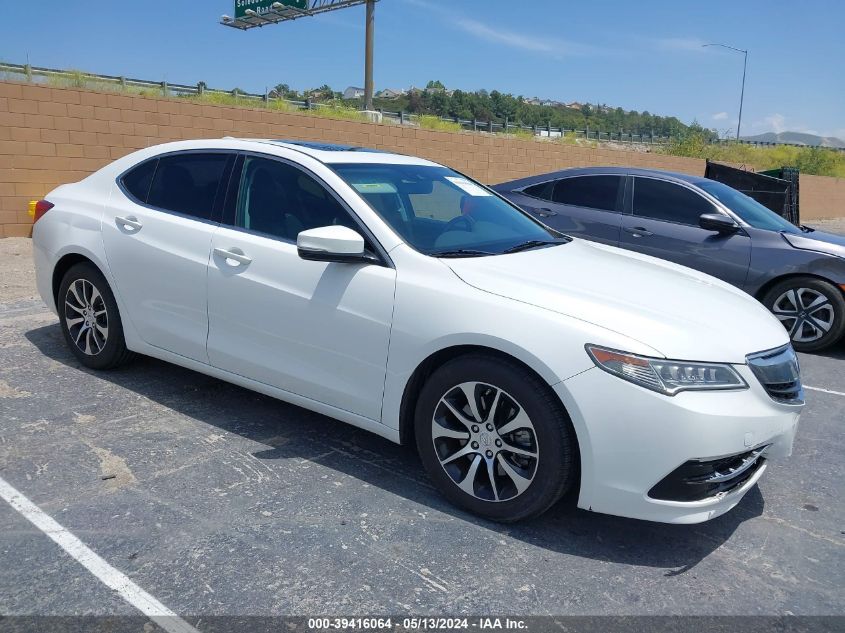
xmin=32 ymin=139 xmax=803 ymax=523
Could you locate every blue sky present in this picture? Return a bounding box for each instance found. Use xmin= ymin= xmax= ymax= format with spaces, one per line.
xmin=2 ymin=0 xmax=843 ymax=138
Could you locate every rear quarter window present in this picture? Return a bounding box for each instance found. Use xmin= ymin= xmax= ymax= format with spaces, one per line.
xmin=522 ymin=181 xmax=555 ymax=201
xmin=120 ymin=159 xmax=158 ymax=203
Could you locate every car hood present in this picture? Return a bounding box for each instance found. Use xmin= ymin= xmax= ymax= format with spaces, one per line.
xmin=444 ymin=240 xmax=788 ymax=364
xmin=782 ymin=230 xmax=845 ymax=258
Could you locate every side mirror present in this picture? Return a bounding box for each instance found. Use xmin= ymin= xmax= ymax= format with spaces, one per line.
xmin=297 ymin=225 xmax=377 ymax=264
xmin=699 ymin=213 xmax=739 ymax=234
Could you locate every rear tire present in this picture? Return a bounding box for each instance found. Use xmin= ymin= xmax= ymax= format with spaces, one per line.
xmin=58 ymin=262 xmax=134 ymax=370
xmin=414 ymin=354 xmax=577 ymax=522
xmin=762 ymin=277 xmax=845 ymax=352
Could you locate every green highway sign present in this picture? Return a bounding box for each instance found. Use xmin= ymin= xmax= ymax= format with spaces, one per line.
xmin=234 ymin=0 xmax=307 ymax=19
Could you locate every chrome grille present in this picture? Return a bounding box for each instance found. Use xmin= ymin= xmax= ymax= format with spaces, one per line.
xmin=747 ymin=345 xmax=804 ymax=405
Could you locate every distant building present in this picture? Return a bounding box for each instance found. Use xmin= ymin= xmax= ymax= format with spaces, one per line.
xmin=376 ymin=88 xmax=404 ymax=99
xmin=343 ymin=86 xmax=366 ymax=99
xmin=566 ymin=101 xmax=583 ymax=110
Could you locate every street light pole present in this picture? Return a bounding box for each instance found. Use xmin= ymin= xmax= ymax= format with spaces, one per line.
xmin=703 ymin=43 xmax=748 ymax=140
xmin=364 ymin=0 xmax=375 ymax=111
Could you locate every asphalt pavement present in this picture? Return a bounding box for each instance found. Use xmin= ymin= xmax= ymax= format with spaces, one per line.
xmin=0 ymin=237 xmax=842 ymax=622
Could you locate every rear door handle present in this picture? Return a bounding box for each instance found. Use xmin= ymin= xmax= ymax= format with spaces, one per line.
xmin=536 ymin=207 xmax=558 ymax=218
xmin=115 ymin=216 xmax=142 ymax=232
xmin=624 ymin=226 xmax=653 ymax=237
xmin=213 ymin=247 xmax=252 ymax=266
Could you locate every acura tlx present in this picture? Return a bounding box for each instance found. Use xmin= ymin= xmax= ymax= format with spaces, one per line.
xmin=31 ymin=139 xmax=803 ymax=523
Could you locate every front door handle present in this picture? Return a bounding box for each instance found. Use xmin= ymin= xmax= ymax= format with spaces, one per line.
xmin=536 ymin=207 xmax=558 ymax=218
xmin=115 ymin=216 xmax=142 ymax=232
xmin=213 ymin=247 xmax=253 ymax=266
xmin=624 ymin=226 xmax=653 ymax=237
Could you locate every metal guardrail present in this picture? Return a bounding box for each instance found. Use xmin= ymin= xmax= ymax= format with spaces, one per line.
xmin=0 ymin=61 xmax=674 ymax=144
xmin=2 ymin=62 xmax=842 ymax=151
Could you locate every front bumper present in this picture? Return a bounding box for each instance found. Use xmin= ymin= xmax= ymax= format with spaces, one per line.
xmin=555 ymin=364 xmax=801 ymax=524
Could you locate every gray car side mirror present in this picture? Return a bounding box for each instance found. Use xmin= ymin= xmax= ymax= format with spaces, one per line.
xmin=699 ymin=213 xmax=739 ymax=234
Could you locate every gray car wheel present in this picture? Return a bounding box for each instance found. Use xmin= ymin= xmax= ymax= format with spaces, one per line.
xmin=763 ymin=277 xmax=845 ymax=352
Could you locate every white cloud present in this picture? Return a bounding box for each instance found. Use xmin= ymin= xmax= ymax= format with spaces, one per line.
xmin=452 ymin=18 xmax=594 ymax=58
xmin=763 ymin=113 xmax=787 ymax=133
xmin=711 ymin=112 xmax=729 ymax=121
xmin=403 ymin=0 xmax=595 ymax=59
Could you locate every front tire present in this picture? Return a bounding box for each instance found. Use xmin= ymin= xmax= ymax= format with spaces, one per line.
xmin=762 ymin=277 xmax=845 ymax=352
xmin=415 ymin=354 xmax=577 ymax=522
xmin=58 ymin=262 xmax=134 ymax=370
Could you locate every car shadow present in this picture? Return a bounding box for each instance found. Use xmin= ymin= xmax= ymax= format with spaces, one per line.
xmin=812 ymin=341 xmax=845 ymax=361
xmin=26 ymin=323 xmax=764 ymax=575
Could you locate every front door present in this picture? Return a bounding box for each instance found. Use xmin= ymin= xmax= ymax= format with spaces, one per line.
xmin=206 ymin=153 xmax=396 ymax=421
xmin=619 ymin=176 xmax=751 ymax=288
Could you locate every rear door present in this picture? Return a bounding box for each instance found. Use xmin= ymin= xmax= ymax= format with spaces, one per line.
xmin=518 ymin=175 xmax=624 ymax=245
xmin=102 ymin=151 xmax=234 ymax=362
xmin=619 ymin=176 xmax=751 ymax=287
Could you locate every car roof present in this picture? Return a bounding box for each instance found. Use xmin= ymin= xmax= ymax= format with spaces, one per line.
xmin=494 ymin=166 xmax=709 ymax=190
xmin=240 ymin=138 xmax=440 ymax=166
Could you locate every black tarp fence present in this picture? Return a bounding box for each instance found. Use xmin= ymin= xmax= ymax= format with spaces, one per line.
xmin=704 ymin=161 xmax=800 ymax=225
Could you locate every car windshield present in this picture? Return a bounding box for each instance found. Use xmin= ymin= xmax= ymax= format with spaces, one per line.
xmin=331 ymin=163 xmax=564 ymax=256
xmin=698 ymin=180 xmax=801 ymax=234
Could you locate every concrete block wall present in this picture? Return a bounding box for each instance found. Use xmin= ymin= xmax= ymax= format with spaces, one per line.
xmin=1 ymin=81 xmax=843 ymax=237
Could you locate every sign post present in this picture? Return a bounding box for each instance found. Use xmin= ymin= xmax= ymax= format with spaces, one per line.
xmin=222 ymin=1 xmax=377 ymax=112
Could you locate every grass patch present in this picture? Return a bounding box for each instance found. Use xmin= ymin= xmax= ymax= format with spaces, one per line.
xmin=662 ymin=133 xmax=845 ymax=178
xmin=418 ymin=115 xmax=463 ymax=132
xmin=309 ymin=102 xmax=369 ymax=122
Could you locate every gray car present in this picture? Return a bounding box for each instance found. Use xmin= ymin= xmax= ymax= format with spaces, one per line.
xmin=493 ymin=167 xmax=845 ymax=352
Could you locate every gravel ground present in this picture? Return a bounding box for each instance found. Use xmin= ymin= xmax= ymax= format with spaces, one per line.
xmin=0 ymin=236 xmax=842 ymax=624
xmin=0 ymin=238 xmax=40 ymax=302
xmin=807 ymin=218 xmax=845 ymax=235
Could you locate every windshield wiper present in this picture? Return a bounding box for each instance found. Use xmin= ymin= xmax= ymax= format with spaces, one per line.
xmin=431 ymin=248 xmax=495 ymax=258
xmin=503 ymin=239 xmax=562 ymax=254
xmin=799 ymin=224 xmax=815 ymax=233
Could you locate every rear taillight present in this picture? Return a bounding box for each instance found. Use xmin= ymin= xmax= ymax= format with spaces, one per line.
xmin=28 ymin=199 xmax=54 ymax=223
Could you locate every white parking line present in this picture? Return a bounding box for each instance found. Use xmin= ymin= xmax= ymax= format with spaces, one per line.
xmin=0 ymin=475 xmax=200 ymax=633
xmin=805 ymin=385 xmax=845 ymax=397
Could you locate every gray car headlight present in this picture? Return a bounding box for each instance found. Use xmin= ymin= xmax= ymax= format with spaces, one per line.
xmin=586 ymin=345 xmax=748 ymax=395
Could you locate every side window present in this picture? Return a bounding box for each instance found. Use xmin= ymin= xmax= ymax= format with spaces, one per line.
xmin=147 ymin=153 xmax=229 ymax=220
xmin=633 ymin=178 xmax=716 ymax=225
xmin=552 ymin=175 xmax=622 ymax=212
xmin=236 ymin=156 xmax=357 ymax=241
xmin=522 ymin=181 xmax=555 ymax=201
xmin=120 ymin=159 xmax=158 ymax=203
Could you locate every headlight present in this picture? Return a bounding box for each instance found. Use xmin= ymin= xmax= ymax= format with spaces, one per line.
xmin=586 ymin=345 xmax=747 ymax=395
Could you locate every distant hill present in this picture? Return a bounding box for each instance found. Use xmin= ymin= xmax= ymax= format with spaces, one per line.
xmin=741 ymin=131 xmax=845 ymax=148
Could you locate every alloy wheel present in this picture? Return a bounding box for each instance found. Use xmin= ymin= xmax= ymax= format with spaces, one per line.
xmin=772 ymin=287 xmax=834 ymax=343
xmin=64 ymin=279 xmax=109 ymax=356
xmin=431 ymin=381 xmax=539 ymax=502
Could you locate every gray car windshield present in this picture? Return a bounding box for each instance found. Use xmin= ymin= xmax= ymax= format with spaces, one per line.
xmin=698 ymin=180 xmax=801 ymax=234
xmin=331 ymin=164 xmax=564 ymax=256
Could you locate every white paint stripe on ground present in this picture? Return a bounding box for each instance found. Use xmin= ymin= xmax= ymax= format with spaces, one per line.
xmin=805 ymin=385 xmax=845 ymax=397
xmin=0 ymin=475 xmax=200 ymax=633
